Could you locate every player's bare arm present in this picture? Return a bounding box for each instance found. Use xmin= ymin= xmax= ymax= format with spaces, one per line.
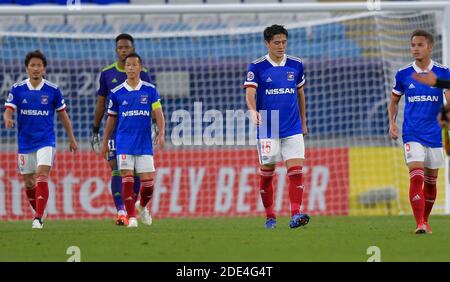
xmin=297 ymin=87 xmax=307 ymax=136
xmin=3 ymin=107 xmax=14 ymax=128
xmin=93 ymin=95 xmax=106 ymax=130
xmin=245 ymin=87 xmax=260 ymax=125
xmin=152 ymin=107 xmax=165 ymax=150
xmin=388 ymin=93 xmax=401 ymax=140
xmin=58 ymin=110 xmax=78 ymax=153
xmin=101 ymin=115 xmax=117 ymax=158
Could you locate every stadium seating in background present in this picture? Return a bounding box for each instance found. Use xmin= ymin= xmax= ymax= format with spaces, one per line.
xmin=0 ymin=15 xmax=26 ymax=31
xmin=158 ymin=22 xmax=192 ymax=32
xmin=143 ymin=14 xmax=180 ymax=31
xmin=121 ymin=23 xmax=153 ymax=33
xmin=28 ymin=15 xmax=65 ymax=32
xmin=168 ymin=0 xmax=204 ymax=4
xmin=67 ymin=15 xmax=104 ymax=33
xmin=130 ymin=0 xmax=166 ymax=4
xmin=81 ymin=23 xmax=115 ymax=33
xmin=219 ymin=13 xmax=258 ymax=28
xmin=91 ymin=0 xmax=129 ymax=4
xmin=182 ymin=14 xmax=220 ymax=30
xmin=42 ymin=24 xmax=77 ymax=33
xmin=6 ymin=23 xmax=37 ymax=32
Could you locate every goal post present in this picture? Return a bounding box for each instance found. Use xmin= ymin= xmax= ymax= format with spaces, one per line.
xmin=1 ymin=1 xmax=450 ymax=220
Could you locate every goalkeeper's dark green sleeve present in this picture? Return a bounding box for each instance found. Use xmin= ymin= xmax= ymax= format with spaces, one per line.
xmin=435 ymin=78 xmax=450 ymax=89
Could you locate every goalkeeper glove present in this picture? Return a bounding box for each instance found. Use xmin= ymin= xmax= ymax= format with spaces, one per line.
xmin=91 ymin=126 xmax=101 ymax=153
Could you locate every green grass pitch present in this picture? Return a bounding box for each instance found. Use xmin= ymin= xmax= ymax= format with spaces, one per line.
xmin=1 ymin=216 xmax=450 ymax=262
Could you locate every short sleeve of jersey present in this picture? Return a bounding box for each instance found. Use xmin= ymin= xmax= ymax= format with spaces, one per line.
xmin=243 ymin=63 xmax=259 ymax=88
xmin=296 ymin=62 xmax=306 ymax=88
xmin=141 ymin=70 xmax=154 ymax=84
xmin=54 ymin=88 xmax=66 ymax=112
xmin=107 ymin=92 xmax=118 ymax=115
xmin=442 ymin=69 xmax=450 ymax=90
xmin=97 ymin=71 xmax=108 ymax=97
xmin=4 ymin=85 xmax=18 ymax=110
xmin=392 ymin=71 xmax=404 ymax=96
xmin=151 ymin=88 xmax=162 ymax=110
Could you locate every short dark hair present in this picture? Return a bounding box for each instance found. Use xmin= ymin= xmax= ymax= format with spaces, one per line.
xmin=411 ymin=29 xmax=434 ymax=45
xmin=24 ymin=50 xmax=47 ymax=67
xmin=264 ymin=24 xmax=288 ymax=42
xmin=115 ymin=33 xmax=134 ymax=46
xmin=124 ymin=52 xmax=143 ymax=64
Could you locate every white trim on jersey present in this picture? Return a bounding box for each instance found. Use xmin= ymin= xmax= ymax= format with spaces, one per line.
xmin=25 ymin=78 xmax=45 ymax=91
xmin=111 ymin=83 xmax=124 ymax=94
xmin=44 ymin=80 xmax=58 ymax=89
xmin=252 ymin=56 xmax=266 ymax=64
xmin=287 ymin=55 xmax=303 ymax=63
xmin=4 ymin=102 xmax=17 ymax=110
xmin=124 ymin=80 xmax=143 ymax=92
xmin=297 ymin=79 xmax=306 ymax=88
xmin=108 ymin=109 xmax=118 ymax=115
xmin=13 ymin=79 xmax=28 ymax=88
xmin=412 ymin=60 xmax=434 ymax=73
xmin=56 ymin=104 xmax=66 ymax=112
xmin=265 ymin=54 xmax=287 ymax=67
xmin=392 ymin=89 xmax=403 ymax=96
xmin=141 ymin=81 xmax=155 ymax=88
xmin=244 ymin=81 xmax=258 ymax=88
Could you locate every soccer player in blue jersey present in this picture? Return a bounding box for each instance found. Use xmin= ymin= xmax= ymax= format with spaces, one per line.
xmin=3 ymin=50 xmax=77 ymax=229
xmin=90 ymin=33 xmax=154 ymax=226
xmin=100 ymin=53 xmax=165 ymax=228
xmin=388 ymin=30 xmax=450 ymax=234
xmin=244 ymin=25 xmax=310 ymax=229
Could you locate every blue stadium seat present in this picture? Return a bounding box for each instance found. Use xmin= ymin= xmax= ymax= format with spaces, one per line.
xmin=81 ymin=23 xmax=115 ymax=33
xmin=53 ymin=0 xmax=91 ymax=4
xmin=42 ymin=24 xmax=77 ymax=33
xmin=158 ymin=23 xmax=191 ymax=32
xmin=15 ymin=0 xmax=52 ymax=4
xmin=7 ymin=23 xmax=37 ymax=32
xmin=236 ymin=22 xmax=259 ymax=28
xmin=92 ymin=0 xmax=129 ymax=4
xmin=312 ymin=23 xmax=346 ymax=41
xmin=196 ymin=22 xmax=227 ymax=30
xmin=121 ymin=23 xmax=153 ymax=33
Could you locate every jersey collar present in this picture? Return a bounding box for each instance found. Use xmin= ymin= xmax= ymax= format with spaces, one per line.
xmin=412 ymin=60 xmax=434 ymax=73
xmin=26 ymin=78 xmax=45 ymax=90
xmin=265 ymin=54 xmax=287 ymax=67
xmin=124 ymin=79 xmax=143 ymax=91
xmin=114 ymin=61 xmax=125 ymax=73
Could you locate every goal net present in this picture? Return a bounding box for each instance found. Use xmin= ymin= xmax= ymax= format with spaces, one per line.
xmin=0 ymin=8 xmax=448 ymax=220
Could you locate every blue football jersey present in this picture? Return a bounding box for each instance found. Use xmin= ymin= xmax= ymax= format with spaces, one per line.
xmin=4 ymin=79 xmax=66 ymax=153
xmin=392 ymin=60 xmax=450 ymax=147
xmin=244 ymin=54 xmax=305 ymax=139
xmin=107 ymin=80 xmax=161 ymax=155
xmin=97 ymin=62 xmax=153 ymax=140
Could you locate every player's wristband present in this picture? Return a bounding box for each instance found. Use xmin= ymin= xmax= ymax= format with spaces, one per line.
xmin=435 ymin=78 xmax=450 ymax=89
xmin=93 ymin=126 xmax=100 ymax=134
